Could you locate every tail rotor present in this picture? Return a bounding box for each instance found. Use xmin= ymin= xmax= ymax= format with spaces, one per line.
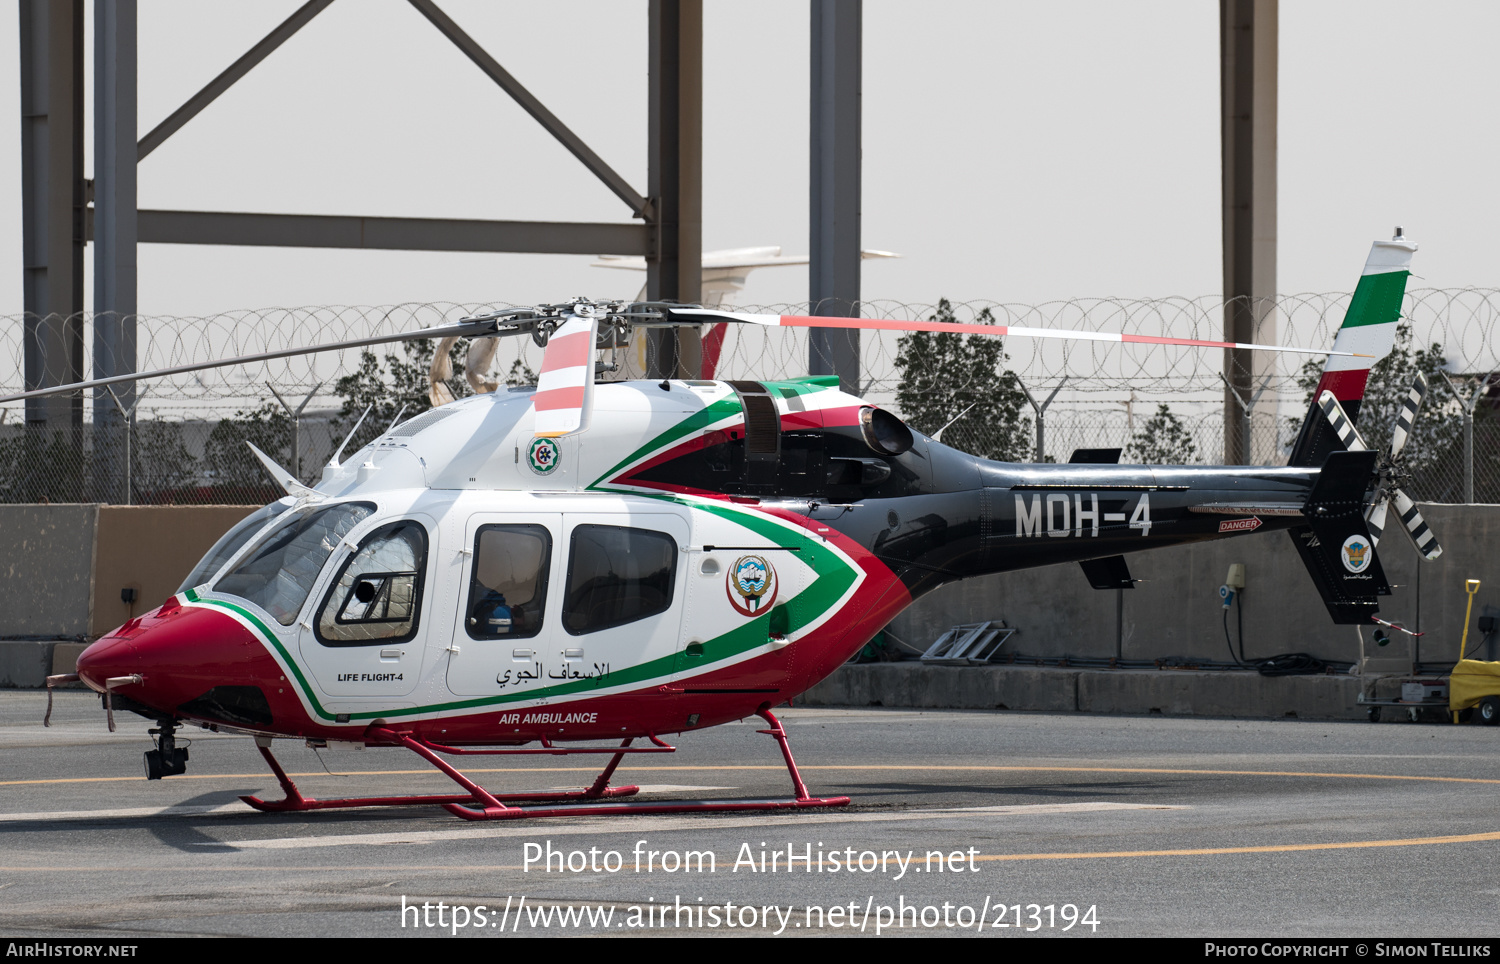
xmin=1317 ymin=372 xmax=1442 ymax=561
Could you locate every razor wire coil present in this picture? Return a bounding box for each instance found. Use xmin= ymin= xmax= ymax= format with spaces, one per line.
xmin=2 ymin=288 xmax=1497 ymax=505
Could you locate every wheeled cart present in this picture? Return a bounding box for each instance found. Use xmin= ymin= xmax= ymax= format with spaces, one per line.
xmin=1357 ymin=678 xmax=1450 ymax=723
xmin=1449 ymin=659 xmax=1500 ymax=724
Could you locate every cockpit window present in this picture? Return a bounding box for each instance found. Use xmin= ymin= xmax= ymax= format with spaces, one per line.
xmin=316 ymin=520 xmax=428 ymax=645
xmin=214 ymin=502 xmax=375 ymax=625
xmin=177 ymin=500 xmax=293 ymax=594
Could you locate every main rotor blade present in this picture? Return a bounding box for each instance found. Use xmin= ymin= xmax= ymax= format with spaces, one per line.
xmin=668 ymin=309 xmax=1369 ymax=359
xmin=1392 ymin=488 xmax=1443 ymax=560
xmin=1317 ymin=391 xmax=1371 ymax=453
xmin=0 ymin=319 xmax=506 ymax=406
xmin=532 ymin=315 xmax=599 ymax=438
xmin=1388 ymin=373 xmax=1428 ymax=460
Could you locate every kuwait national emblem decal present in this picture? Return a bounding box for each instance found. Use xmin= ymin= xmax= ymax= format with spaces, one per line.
xmin=1341 ymin=535 xmax=1372 ymax=573
xmin=727 ymin=554 xmax=778 ymax=616
xmin=527 ymin=437 xmax=560 ymax=475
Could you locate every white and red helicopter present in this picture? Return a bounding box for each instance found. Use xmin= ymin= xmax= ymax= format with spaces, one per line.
xmin=15 ymin=233 xmax=1437 ymax=821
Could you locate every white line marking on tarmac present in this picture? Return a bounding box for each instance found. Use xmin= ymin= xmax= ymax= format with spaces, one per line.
xmin=0 ymin=787 xmax=735 ymax=824
xmin=0 ymin=804 xmax=248 ymax=822
xmin=204 ymin=802 xmax=1184 ymax=851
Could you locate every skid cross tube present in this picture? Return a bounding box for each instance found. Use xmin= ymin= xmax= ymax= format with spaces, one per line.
xmin=439 ymin=708 xmax=849 ymax=821
xmin=239 ymin=710 xmax=848 ymax=819
xmin=238 ymin=733 xmax=649 ymax=815
xmin=416 ymin=733 xmax=674 ymax=755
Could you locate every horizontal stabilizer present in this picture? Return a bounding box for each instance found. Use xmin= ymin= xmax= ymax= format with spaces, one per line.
xmin=1080 ymin=555 xmax=1134 ymax=590
xmin=1304 ymin=448 xmax=1377 ymax=508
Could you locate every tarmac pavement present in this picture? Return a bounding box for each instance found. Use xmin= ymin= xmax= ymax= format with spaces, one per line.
xmin=2 ymin=691 xmax=1498 ymax=938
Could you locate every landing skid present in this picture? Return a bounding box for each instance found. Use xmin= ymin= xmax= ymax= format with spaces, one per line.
xmin=240 ymin=708 xmax=849 ymax=819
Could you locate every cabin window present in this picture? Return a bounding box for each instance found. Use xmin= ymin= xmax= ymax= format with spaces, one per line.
xmin=465 ymin=524 xmax=552 ymax=640
xmin=214 ymin=502 xmax=375 ymax=625
xmin=562 ymin=525 xmax=677 ymax=636
xmin=315 ymin=520 xmax=429 ymax=645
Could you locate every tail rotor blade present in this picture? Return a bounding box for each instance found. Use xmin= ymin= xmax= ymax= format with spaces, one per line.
xmin=1393 ymin=489 xmax=1443 ymax=560
xmin=1365 ymin=496 xmax=1390 ymax=548
xmin=1388 ymin=374 xmax=1427 ymax=459
xmin=1317 ymin=391 xmax=1371 ymax=453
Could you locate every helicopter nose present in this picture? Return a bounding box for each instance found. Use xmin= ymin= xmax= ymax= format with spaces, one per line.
xmin=75 ymin=624 xmax=145 ymax=691
xmin=77 ymin=597 xmax=276 ymax=719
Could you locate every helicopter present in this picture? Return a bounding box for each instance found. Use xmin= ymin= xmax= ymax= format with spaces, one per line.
xmin=17 ymin=232 xmax=1437 ymax=821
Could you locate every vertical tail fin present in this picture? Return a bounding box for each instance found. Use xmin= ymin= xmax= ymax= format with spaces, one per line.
xmin=1287 ymin=235 xmax=1417 ymax=466
xmin=1291 ymin=449 xmax=1391 ymax=623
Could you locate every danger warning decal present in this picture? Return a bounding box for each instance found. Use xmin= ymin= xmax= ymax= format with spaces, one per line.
xmin=1218 ymin=517 xmax=1262 ymax=533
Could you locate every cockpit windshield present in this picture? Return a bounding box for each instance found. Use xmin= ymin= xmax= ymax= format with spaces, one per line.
xmin=213 ymin=502 xmax=375 ymax=625
xmin=176 ymin=499 xmax=294 ymax=595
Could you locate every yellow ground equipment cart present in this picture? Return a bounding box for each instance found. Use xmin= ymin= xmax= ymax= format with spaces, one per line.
xmin=1448 ymin=580 xmax=1500 ymax=724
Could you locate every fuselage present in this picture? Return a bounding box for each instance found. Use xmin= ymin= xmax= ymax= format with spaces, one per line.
xmin=75 ymin=377 xmax=1321 ymax=745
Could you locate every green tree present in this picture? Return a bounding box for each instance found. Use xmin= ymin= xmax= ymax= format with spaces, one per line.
xmin=329 ymin=339 xmax=539 ymax=458
xmin=131 ymin=419 xmax=198 ymax=500
xmin=894 ymin=300 xmax=1033 ymax=461
xmin=0 ymin=429 xmax=89 ymax=503
xmin=204 ymin=403 xmax=291 ymax=487
xmin=505 ymin=358 xmax=539 ymax=387
xmin=331 ymin=338 xmax=467 ymax=455
xmin=1126 ymin=404 xmax=1199 ymax=464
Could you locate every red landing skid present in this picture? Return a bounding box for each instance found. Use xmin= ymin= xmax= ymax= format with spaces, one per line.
xmin=240 ymin=708 xmax=850 ymax=820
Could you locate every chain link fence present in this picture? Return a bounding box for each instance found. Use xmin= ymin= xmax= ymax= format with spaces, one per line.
xmin=3 ymin=288 xmax=1498 ymax=505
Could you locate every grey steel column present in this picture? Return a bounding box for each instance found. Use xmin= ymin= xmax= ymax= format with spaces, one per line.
xmin=94 ymin=0 xmax=137 ymax=502
xmin=1220 ymin=0 xmax=1277 ymax=464
xmin=647 ymin=0 xmax=702 ymax=379
xmin=19 ymin=0 xmax=86 ymax=437
xmin=809 ymin=0 xmax=861 ymax=395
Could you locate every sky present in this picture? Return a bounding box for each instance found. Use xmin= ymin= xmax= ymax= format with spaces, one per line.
xmin=2 ymin=0 xmax=1499 ymax=317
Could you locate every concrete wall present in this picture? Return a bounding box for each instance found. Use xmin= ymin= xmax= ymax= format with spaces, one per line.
xmin=0 ymin=505 xmax=97 ymax=638
xmin=800 ymin=663 xmax=1369 ymax=721
xmin=90 ymin=505 xmax=258 ymax=636
xmin=890 ymin=504 xmax=1500 ymax=667
xmin=0 ymin=504 xmax=257 ymax=686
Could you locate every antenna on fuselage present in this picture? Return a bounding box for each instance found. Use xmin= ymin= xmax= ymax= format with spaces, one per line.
xmin=386 ymin=402 xmax=410 ymax=433
xmin=325 ymin=404 xmax=372 ymax=477
xmin=246 ymin=442 xmax=320 ymax=500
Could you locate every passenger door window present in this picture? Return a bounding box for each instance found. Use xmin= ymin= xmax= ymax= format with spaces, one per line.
xmin=562 ymin=524 xmax=678 ymax=636
xmin=464 ymin=524 xmax=552 ymax=640
xmin=446 ymin=512 xmax=561 ymax=698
